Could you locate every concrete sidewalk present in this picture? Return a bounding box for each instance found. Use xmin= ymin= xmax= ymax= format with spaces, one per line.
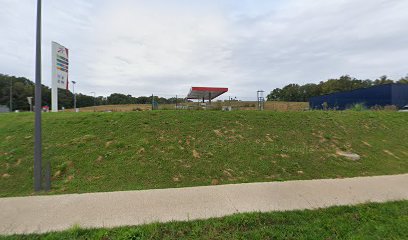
xmin=1 ymin=174 xmax=407 ymax=235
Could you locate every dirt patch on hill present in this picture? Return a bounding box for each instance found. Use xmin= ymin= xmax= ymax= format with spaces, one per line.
xmin=336 ymin=150 xmax=361 ymax=161
xmin=384 ymin=150 xmax=400 ymax=159
xmin=193 ymin=150 xmax=201 ymax=159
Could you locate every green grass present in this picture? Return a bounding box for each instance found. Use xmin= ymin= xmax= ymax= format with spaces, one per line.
xmin=2 ymin=201 xmax=407 ymax=239
xmin=1 ymin=111 xmax=407 ymax=197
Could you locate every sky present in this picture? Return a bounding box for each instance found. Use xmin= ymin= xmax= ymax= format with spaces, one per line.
xmin=1 ymin=0 xmax=408 ymax=100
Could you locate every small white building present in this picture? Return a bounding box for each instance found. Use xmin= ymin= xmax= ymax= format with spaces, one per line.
xmin=0 ymin=105 xmax=10 ymax=113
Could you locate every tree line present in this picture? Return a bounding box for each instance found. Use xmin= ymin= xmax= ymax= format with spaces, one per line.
xmin=267 ymin=75 xmax=408 ymax=102
xmin=0 ymin=74 xmax=181 ymax=111
xmin=2 ymin=73 xmax=408 ymax=111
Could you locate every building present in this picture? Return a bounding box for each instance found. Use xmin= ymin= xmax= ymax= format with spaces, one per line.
xmin=0 ymin=105 xmax=10 ymax=113
xmin=309 ymin=83 xmax=408 ymax=110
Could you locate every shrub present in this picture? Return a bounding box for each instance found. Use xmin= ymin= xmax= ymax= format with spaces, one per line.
xmin=371 ymin=105 xmax=384 ymax=111
xmin=322 ymin=102 xmax=328 ymax=111
xmin=384 ymin=105 xmax=398 ymax=111
xmin=349 ymin=103 xmax=366 ymax=111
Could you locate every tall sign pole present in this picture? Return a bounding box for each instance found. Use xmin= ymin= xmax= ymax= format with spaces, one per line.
xmin=34 ymin=0 xmax=43 ymax=192
xmin=51 ymin=42 xmax=70 ymax=112
xmin=51 ymin=42 xmax=58 ymax=112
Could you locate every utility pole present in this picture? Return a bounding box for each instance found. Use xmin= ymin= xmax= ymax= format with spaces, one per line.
xmin=34 ymin=0 xmax=42 ymax=192
xmin=72 ymin=81 xmax=77 ymax=111
xmin=151 ymin=94 xmax=154 ymax=110
xmin=9 ymin=78 xmax=12 ymax=112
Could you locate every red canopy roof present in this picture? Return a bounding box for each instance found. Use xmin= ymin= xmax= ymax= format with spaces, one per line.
xmin=187 ymin=87 xmax=229 ymax=100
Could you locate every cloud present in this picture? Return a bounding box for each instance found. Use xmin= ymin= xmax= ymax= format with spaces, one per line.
xmin=1 ymin=0 xmax=407 ymax=99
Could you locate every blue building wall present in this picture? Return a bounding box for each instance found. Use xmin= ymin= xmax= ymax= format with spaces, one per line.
xmin=392 ymin=84 xmax=408 ymax=108
xmin=309 ymin=84 xmax=408 ymax=110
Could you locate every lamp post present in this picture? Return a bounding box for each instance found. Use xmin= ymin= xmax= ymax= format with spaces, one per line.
xmin=91 ymin=92 xmax=96 ymax=112
xmin=34 ymin=0 xmax=42 ymax=192
xmin=72 ymin=81 xmax=77 ymax=111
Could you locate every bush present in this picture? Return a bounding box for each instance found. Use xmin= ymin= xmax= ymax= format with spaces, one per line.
xmin=371 ymin=105 xmax=384 ymax=111
xmin=349 ymin=103 xmax=366 ymax=111
xmin=322 ymin=102 xmax=328 ymax=111
xmin=384 ymin=105 xmax=398 ymax=111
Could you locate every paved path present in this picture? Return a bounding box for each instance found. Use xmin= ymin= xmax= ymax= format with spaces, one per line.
xmin=1 ymin=174 xmax=408 ymax=235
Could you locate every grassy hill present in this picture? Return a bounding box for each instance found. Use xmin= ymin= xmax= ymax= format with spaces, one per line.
xmin=1 ymin=111 xmax=407 ymax=197
xmin=68 ymin=101 xmax=309 ymax=112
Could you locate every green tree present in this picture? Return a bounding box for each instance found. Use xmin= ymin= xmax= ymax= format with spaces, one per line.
xmin=280 ymin=84 xmax=302 ymax=102
xmin=374 ymin=75 xmax=394 ymax=85
xmin=397 ymin=75 xmax=408 ymax=84
xmin=107 ymin=93 xmax=136 ymax=105
xmin=267 ymin=88 xmax=282 ymax=101
xmin=0 ymin=74 xmax=35 ymax=111
xmin=266 ymin=75 xmax=398 ymax=103
xmin=300 ymin=84 xmax=320 ymax=102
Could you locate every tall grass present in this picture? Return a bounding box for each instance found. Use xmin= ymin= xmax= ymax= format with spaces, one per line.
xmin=349 ymin=103 xmax=367 ymax=111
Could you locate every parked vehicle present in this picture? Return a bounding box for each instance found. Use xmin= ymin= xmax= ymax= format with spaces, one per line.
xmin=399 ymin=105 xmax=408 ymax=112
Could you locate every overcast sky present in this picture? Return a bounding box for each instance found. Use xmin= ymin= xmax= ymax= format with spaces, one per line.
xmin=1 ymin=0 xmax=407 ymax=99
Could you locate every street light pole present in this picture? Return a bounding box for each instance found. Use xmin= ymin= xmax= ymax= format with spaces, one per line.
xmin=34 ymin=0 xmax=42 ymax=192
xmin=72 ymin=81 xmax=77 ymax=111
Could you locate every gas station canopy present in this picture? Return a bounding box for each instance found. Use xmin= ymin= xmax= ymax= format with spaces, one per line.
xmin=187 ymin=87 xmax=229 ymax=101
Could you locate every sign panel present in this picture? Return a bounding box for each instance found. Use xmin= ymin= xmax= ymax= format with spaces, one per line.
xmin=52 ymin=42 xmax=69 ymax=90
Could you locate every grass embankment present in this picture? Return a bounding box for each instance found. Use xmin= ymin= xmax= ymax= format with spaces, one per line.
xmin=70 ymin=101 xmax=308 ymax=112
xmin=2 ymin=201 xmax=407 ymax=239
xmin=0 ymin=111 xmax=407 ymax=197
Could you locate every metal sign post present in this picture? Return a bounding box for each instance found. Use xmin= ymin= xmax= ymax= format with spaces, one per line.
xmin=34 ymin=0 xmax=43 ymax=192
xmin=27 ymin=97 xmax=33 ymax=112
xmin=51 ymin=42 xmax=69 ymax=112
